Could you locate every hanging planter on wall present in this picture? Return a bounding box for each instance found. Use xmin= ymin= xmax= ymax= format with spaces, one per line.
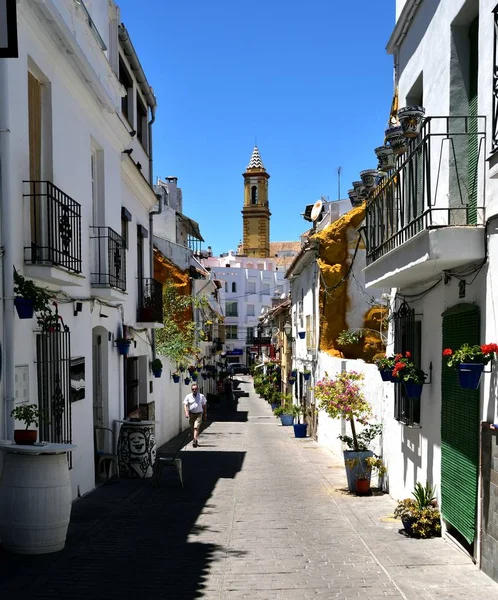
xmin=172 ymin=373 xmax=180 ymax=383
xmin=288 ymin=376 xmax=296 ymax=385
xmin=116 ymin=338 xmax=132 ymax=356
xmin=397 ymin=105 xmax=425 ymax=138
xmin=298 ymin=331 xmax=305 ymax=340
xmin=14 ymin=297 xmax=35 ymax=319
xmin=303 ymin=371 xmax=311 ymax=381
xmin=457 ymin=363 xmax=484 ymax=390
xmin=404 ymin=382 xmax=424 ymax=398
xmin=184 ymin=377 xmax=191 ymax=385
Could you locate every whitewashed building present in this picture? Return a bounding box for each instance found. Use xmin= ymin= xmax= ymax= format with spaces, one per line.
xmin=360 ymin=0 xmax=498 ymax=576
xmin=0 ymin=0 xmax=165 ymax=499
xmin=201 ymin=252 xmax=289 ymax=365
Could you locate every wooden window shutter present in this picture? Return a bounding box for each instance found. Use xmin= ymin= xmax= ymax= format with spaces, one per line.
xmin=28 ymin=72 xmax=42 ymax=182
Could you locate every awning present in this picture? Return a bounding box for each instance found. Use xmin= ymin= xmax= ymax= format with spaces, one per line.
xmin=177 ymin=213 xmax=204 ymax=241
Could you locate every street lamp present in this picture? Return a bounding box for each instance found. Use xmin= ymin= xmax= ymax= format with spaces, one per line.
xmin=283 ymin=322 xmax=292 ymax=337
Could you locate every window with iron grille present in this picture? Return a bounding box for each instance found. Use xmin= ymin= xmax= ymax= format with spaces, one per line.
xmin=393 ymin=300 xmax=422 ymax=425
xmin=125 ymin=357 xmax=140 ymax=418
xmin=36 ymin=329 xmax=72 ymax=467
xmin=492 ymin=7 xmax=498 ymax=155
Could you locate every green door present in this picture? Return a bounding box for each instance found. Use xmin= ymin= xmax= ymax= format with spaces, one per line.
xmin=441 ymin=304 xmax=480 ymax=544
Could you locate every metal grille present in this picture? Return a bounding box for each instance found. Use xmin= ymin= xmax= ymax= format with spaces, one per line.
xmin=36 ymin=329 xmax=72 ymax=467
xmin=393 ymin=300 xmax=421 ymax=425
xmin=365 ymin=116 xmax=486 ymax=264
xmin=492 ymin=6 xmax=498 ymax=154
xmin=24 ymin=180 xmax=82 ymax=273
xmin=137 ymin=278 xmax=163 ymax=322
xmin=441 ymin=304 xmax=479 ymax=544
xmin=90 ymin=226 xmax=126 ymax=291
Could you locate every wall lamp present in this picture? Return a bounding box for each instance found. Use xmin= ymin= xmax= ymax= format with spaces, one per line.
xmin=283 ymin=322 xmax=292 ymax=337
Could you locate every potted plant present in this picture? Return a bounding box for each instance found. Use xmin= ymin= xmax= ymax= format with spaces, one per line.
xmin=315 ymin=371 xmax=381 ymax=493
xmin=442 ymin=343 xmax=498 ymax=389
xmin=291 ymin=404 xmax=308 ymax=438
xmin=374 ymin=145 xmax=395 ymax=172
xmin=179 ymin=365 xmax=186 ymax=373
xmin=397 ymin=105 xmax=425 ymax=138
xmin=187 ymin=365 xmax=196 ymax=375
xmin=13 ymin=268 xmax=54 ymax=320
xmin=344 ymin=456 xmax=386 ymax=495
xmin=274 ymin=404 xmax=294 ymax=426
xmin=375 ymin=355 xmax=397 ymax=382
xmin=191 ymin=370 xmax=199 ymax=381
xmin=172 ymin=371 xmax=180 ymax=383
xmin=150 ymin=358 xmax=163 ymax=378
xmin=287 ymin=376 xmax=296 ymax=385
xmin=10 ymin=404 xmax=47 ymax=445
xmin=385 ymin=125 xmax=407 ymax=155
xmin=303 ymin=368 xmax=311 ymax=381
xmin=116 ymin=336 xmax=132 ymax=356
xmin=392 ymin=352 xmax=426 ymax=398
xmin=394 ymin=481 xmax=441 ymax=538
xmin=297 ymin=330 xmax=305 ymax=339
xmin=184 ymin=376 xmax=191 ymax=385
xmin=360 ymin=169 xmax=379 ymax=191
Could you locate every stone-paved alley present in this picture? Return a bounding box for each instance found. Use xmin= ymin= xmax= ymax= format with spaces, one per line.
xmin=1 ymin=376 xmax=498 ymax=599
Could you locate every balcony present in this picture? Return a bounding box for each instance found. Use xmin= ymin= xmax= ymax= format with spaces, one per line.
xmin=363 ymin=116 xmax=486 ymax=289
xmin=137 ymin=278 xmax=163 ymax=325
xmin=24 ymin=181 xmax=82 ymax=285
xmin=90 ymin=226 xmax=126 ymax=295
xmin=154 ymin=236 xmax=192 ymax=271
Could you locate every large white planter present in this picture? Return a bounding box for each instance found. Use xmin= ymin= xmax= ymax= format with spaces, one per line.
xmin=0 ymin=450 xmax=73 ymax=554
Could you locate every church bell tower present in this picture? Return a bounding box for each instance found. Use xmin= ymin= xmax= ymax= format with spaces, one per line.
xmin=241 ymin=146 xmax=271 ymax=258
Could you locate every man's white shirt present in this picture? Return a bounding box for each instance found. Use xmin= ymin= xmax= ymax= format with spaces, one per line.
xmin=183 ymin=392 xmax=207 ymax=414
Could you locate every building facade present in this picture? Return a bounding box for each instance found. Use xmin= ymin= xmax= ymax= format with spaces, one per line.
xmin=0 ymin=0 xmax=163 ymax=498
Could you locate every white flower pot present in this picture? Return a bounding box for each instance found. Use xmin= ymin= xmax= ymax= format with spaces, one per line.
xmin=398 ymin=105 xmax=425 ymax=139
xmin=385 ymin=125 xmax=407 ymax=155
xmin=348 ymin=189 xmax=362 ymax=207
xmin=360 ymin=169 xmax=379 ymax=190
xmin=375 ymin=145 xmax=395 ymax=172
xmin=352 ymin=180 xmax=366 ymax=199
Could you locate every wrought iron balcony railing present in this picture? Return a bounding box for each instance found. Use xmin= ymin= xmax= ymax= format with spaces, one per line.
xmin=365 ymin=116 xmax=486 ymax=265
xmin=24 ymin=181 xmax=82 ymax=273
xmin=90 ymin=226 xmax=126 ymax=291
xmin=137 ymin=278 xmax=163 ymax=322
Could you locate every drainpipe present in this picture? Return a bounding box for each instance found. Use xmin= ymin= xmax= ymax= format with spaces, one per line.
xmin=0 ymin=59 xmax=14 ymax=439
xmin=149 ymin=188 xmax=164 ymax=360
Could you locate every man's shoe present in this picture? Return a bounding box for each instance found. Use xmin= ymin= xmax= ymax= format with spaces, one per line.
xmin=193 ymin=440 xmax=198 ymax=448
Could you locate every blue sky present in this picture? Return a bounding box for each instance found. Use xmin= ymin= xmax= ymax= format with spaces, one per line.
xmin=117 ymin=0 xmax=395 ymax=255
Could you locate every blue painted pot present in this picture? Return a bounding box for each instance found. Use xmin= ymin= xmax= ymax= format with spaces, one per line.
xmin=14 ymin=297 xmax=34 ymax=319
xmin=457 ymin=363 xmax=484 ymax=390
xmin=184 ymin=377 xmax=191 ymax=385
xmin=303 ymin=373 xmax=311 ymax=381
xmin=280 ymin=414 xmax=294 ymax=426
xmin=293 ymin=423 xmax=307 ymax=438
xmin=343 ymin=450 xmax=374 ymax=493
xmin=152 ymin=370 xmax=162 ymax=378
xmin=173 ymin=375 xmax=180 ymax=383
xmin=298 ymin=331 xmax=305 ymax=339
xmin=379 ymin=369 xmax=395 ymax=382
xmin=116 ymin=340 xmax=131 ymax=356
xmin=404 ymin=382 xmax=423 ymax=398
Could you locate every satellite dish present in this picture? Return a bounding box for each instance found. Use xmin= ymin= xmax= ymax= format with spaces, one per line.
xmin=310 ymin=199 xmax=323 ymax=222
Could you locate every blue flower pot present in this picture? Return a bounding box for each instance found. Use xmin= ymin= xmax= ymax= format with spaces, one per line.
xmin=457 ymin=363 xmax=484 ymax=390
xmin=404 ymin=382 xmax=423 ymax=398
xmin=379 ymin=369 xmax=394 ymax=382
xmin=298 ymin=331 xmax=305 ymax=339
xmin=116 ymin=340 xmax=131 ymax=356
xmin=152 ymin=370 xmax=162 ymax=378
xmin=303 ymin=373 xmax=311 ymax=381
xmin=184 ymin=377 xmax=191 ymax=385
xmin=173 ymin=375 xmax=180 ymax=383
xmin=280 ymin=414 xmax=294 ymax=426
xmin=14 ymin=297 xmax=34 ymax=319
xmin=293 ymin=423 xmax=307 ymax=438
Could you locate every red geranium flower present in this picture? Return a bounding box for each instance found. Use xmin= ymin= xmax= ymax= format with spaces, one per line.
xmin=442 ymin=349 xmax=453 ymax=356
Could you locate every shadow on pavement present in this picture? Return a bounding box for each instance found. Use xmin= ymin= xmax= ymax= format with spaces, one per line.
xmin=0 ymin=417 xmax=246 ymax=599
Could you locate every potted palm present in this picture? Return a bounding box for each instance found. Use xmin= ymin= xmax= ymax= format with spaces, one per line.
xmin=392 ymin=352 xmax=427 ymax=398
xmin=442 ymin=343 xmax=498 ymax=389
xmin=314 ymin=371 xmax=381 ymax=493
xmin=291 ymin=404 xmax=307 ymax=438
xmin=10 ymin=404 xmax=47 ymax=445
xmin=344 ymin=456 xmax=386 ymax=495
xmin=394 ymin=481 xmax=441 ymax=538
xmin=150 ymin=358 xmax=163 ymax=378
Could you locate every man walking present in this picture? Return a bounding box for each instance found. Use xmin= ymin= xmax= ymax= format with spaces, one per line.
xmin=183 ymin=383 xmax=207 ymax=447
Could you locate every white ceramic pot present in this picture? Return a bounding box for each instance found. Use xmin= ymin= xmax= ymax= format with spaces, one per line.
xmin=360 ymin=169 xmax=379 ymax=190
xmin=375 ymin=145 xmax=395 ymax=172
xmin=385 ymin=125 xmax=407 ymax=155
xmin=353 ymin=180 xmax=366 ymax=199
xmin=348 ymin=189 xmax=362 ymax=207
xmin=397 ymin=105 xmax=425 ymax=138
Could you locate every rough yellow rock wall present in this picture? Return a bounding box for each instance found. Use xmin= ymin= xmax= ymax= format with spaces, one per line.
xmin=313 ymin=205 xmax=385 ymax=361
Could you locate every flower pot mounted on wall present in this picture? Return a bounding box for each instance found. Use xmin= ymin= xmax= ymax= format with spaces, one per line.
xmin=152 ymin=369 xmax=162 ymax=378
xmin=397 ymin=105 xmax=425 ymax=138
xmin=404 ymin=382 xmax=423 ymax=398
xmin=116 ymin=339 xmax=131 ymax=356
xmin=173 ymin=374 xmax=180 ymax=383
xmin=298 ymin=331 xmax=305 ymax=339
xmin=457 ymin=363 xmax=484 ymax=390
xmin=14 ymin=297 xmax=35 ymax=319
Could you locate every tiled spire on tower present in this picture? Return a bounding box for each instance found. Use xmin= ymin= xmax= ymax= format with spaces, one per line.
xmin=247 ymin=146 xmax=265 ymax=170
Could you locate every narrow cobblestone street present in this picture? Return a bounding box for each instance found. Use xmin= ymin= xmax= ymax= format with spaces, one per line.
xmin=2 ymin=377 xmax=498 ymax=599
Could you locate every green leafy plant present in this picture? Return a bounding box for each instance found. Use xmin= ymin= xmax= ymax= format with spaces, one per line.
xmin=151 ymin=358 xmax=163 ymax=371
xmin=303 ymin=368 xmax=311 ymax=375
xmin=374 ymin=355 xmax=396 ymax=371
xmin=338 ymin=423 xmax=383 ymax=451
xmin=274 ymin=405 xmax=292 ymax=418
xmin=344 ymin=456 xmax=387 ymax=481
xmin=412 ymin=481 xmax=437 ymax=508
xmin=392 ymin=352 xmax=426 ymax=384
xmin=11 ymin=404 xmax=48 ymax=430
xmin=336 ymin=329 xmax=363 ymax=346
xmin=443 ymin=343 xmax=498 ymax=368
xmin=314 ymin=371 xmax=373 ymax=451
xmin=394 ymin=481 xmax=441 ymax=538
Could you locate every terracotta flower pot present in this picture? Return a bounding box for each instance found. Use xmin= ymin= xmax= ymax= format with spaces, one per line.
xmin=355 ymin=479 xmax=371 ymax=495
xmin=375 ymin=145 xmax=395 ymax=172
xmin=398 ymin=105 xmax=425 ymax=138
xmin=14 ymin=429 xmax=37 ymax=445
